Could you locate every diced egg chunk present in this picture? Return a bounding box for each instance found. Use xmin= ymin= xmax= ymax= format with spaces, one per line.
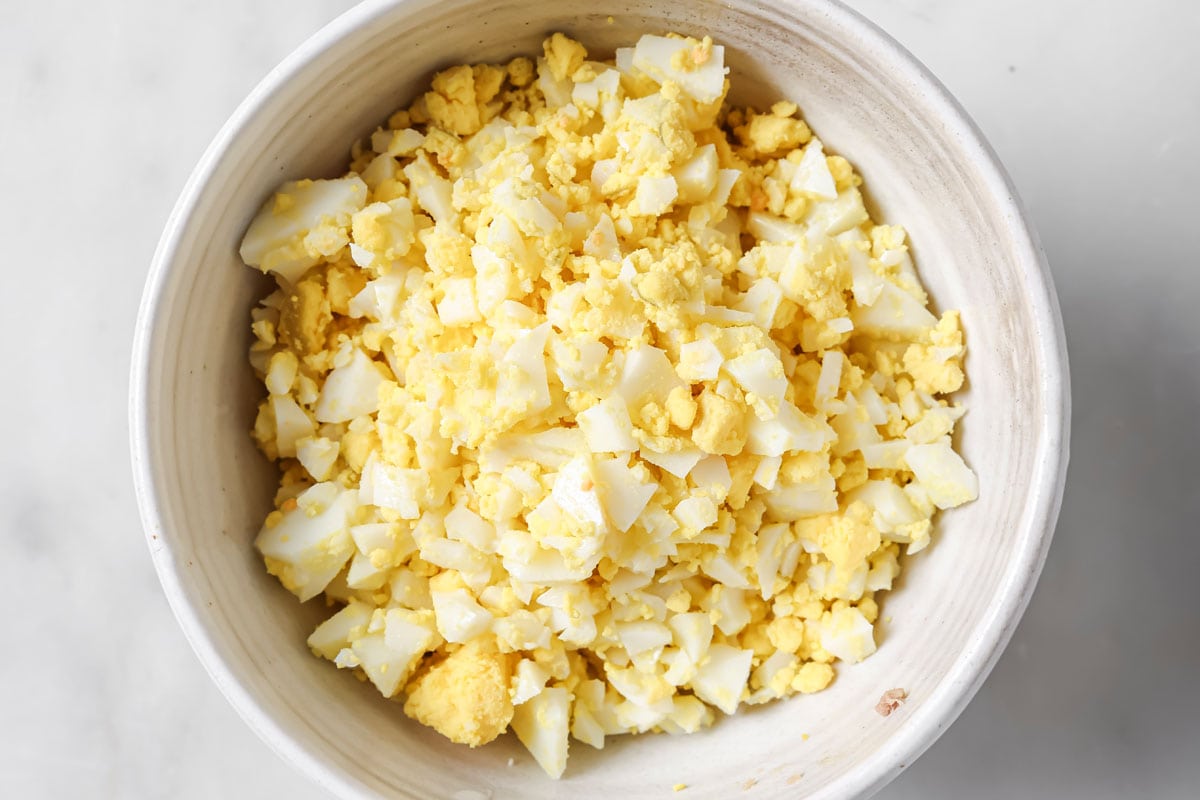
xmin=904 ymin=439 xmax=979 ymax=509
xmin=818 ymin=607 xmax=876 ymax=663
xmin=594 ymin=457 xmax=658 ymax=532
xmin=851 ymin=282 xmax=938 ymax=336
xmin=314 ymin=348 xmax=386 ymax=423
xmin=792 ymin=138 xmax=837 ymax=200
xmin=689 ymin=644 xmax=753 ymax=714
xmin=578 ymin=395 xmax=638 ymax=453
xmin=673 ymin=144 xmax=719 ymax=203
xmin=631 ymin=35 xmax=728 ymax=103
xmin=435 ymin=277 xmax=481 ymax=326
xmin=240 ymin=176 xmax=368 ymax=284
xmin=676 ymin=339 xmax=724 ymax=382
xmin=617 ymin=344 xmax=685 ymax=408
xmin=432 ymin=588 xmax=493 ymax=643
xmin=307 ymin=601 xmax=372 ymax=659
xmin=255 ymin=483 xmax=358 ymax=601
xmin=746 ymin=403 xmax=835 ymax=457
xmin=640 ymin=446 xmax=705 ymax=478
xmin=634 ymin=175 xmax=678 ymax=216
xmin=724 ymin=348 xmax=787 ymax=419
xmin=512 ymin=687 xmax=571 ymax=779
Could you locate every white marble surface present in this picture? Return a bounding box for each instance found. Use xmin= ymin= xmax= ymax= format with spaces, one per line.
xmin=1 ymin=0 xmax=1197 ymax=797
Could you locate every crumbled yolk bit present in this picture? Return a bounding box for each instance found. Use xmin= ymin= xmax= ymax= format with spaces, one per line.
xmin=241 ymin=32 xmax=977 ymax=780
xmin=403 ymin=638 xmax=515 ymax=747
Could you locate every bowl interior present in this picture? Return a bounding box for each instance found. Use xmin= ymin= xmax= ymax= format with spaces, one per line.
xmin=134 ymin=0 xmax=1066 ymax=798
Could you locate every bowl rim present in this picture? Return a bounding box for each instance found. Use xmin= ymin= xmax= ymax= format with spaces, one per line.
xmin=129 ymin=0 xmax=1071 ymax=797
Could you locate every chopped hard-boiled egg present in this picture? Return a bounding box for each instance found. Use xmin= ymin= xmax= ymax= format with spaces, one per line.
xmin=243 ymin=32 xmax=976 ymax=779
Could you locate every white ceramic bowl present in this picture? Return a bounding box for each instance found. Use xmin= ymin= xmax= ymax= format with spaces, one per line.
xmin=130 ymin=0 xmax=1069 ymax=797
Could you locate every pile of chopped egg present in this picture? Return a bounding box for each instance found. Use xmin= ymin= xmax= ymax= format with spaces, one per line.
xmin=240 ymin=33 xmax=978 ymax=779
